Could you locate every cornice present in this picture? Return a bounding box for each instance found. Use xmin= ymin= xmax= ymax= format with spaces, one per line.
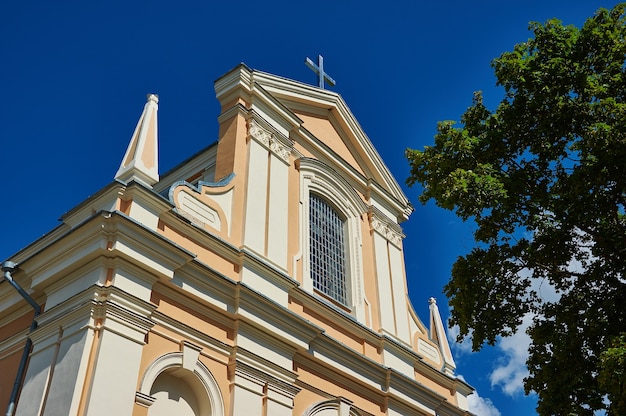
xmin=216 ymin=102 xmax=248 ymax=124
xmin=386 ymin=368 xmax=448 ymax=414
xmin=249 ymin=80 xmax=303 ymax=134
xmin=229 ymin=352 xmax=301 ymax=397
xmin=60 ymin=181 xmax=126 ymax=228
xmin=289 ymin=286 xmax=382 ymax=349
xmin=308 ymin=331 xmax=389 ymax=389
xmin=0 ymin=301 xmax=35 ymax=328
xmin=294 ymin=348 xmax=387 ymax=405
xmin=236 ymin=282 xmax=322 ymax=348
xmin=214 ymin=65 xmax=302 ymax=137
xmin=213 ymin=63 xmax=253 ymax=105
xmin=153 ymin=269 xmax=237 ymax=332
xmin=3 ymin=183 xmax=131 ymax=266
xmin=0 ymin=279 xmax=41 ymax=317
xmin=238 ymin=247 xmax=298 ymax=292
xmin=149 ymin=307 xmax=233 ymax=361
xmin=366 ymin=179 xmax=414 ymax=223
xmin=0 ymin=329 xmax=29 ymax=360
xmin=15 ymin=211 xmax=194 ymax=294
xmin=103 ymin=212 xmax=195 ymax=278
xmin=121 ymin=180 xmax=173 ymax=213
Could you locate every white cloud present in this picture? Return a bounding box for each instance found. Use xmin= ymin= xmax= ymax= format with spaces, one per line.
xmin=447 ymin=322 xmax=474 ymax=355
xmin=447 ymin=313 xmax=532 ymax=397
xmin=467 ymin=392 xmax=502 ymax=416
xmin=457 ymin=375 xmax=502 ymax=416
xmin=489 ymin=314 xmax=532 ymax=396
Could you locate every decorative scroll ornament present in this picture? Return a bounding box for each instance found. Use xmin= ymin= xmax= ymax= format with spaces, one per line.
xmin=248 ymin=119 xmax=291 ymax=163
xmin=368 ymin=207 xmax=404 ymax=248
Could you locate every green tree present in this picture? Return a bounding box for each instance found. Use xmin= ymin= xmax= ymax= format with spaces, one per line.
xmin=406 ymin=4 xmax=626 ymax=415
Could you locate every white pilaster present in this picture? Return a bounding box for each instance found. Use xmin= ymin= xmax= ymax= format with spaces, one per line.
xmin=243 ymin=138 xmax=269 ymax=255
xmin=266 ymin=151 xmax=289 ymax=269
xmin=81 ymin=288 xmax=154 ymax=415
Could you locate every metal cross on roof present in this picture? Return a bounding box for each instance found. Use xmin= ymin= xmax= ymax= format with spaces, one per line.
xmin=305 ymin=55 xmax=336 ymax=89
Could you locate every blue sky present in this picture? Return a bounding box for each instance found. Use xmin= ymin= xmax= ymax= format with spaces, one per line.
xmin=0 ymin=1 xmax=621 ymax=415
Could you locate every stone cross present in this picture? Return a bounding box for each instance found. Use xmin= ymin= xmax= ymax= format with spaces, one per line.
xmin=305 ymin=55 xmax=336 ymax=89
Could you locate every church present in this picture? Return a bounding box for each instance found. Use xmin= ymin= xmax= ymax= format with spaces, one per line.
xmin=0 ymin=63 xmax=473 ymax=415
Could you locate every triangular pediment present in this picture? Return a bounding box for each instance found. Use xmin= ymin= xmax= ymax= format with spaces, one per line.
xmin=215 ymin=65 xmax=412 ymax=222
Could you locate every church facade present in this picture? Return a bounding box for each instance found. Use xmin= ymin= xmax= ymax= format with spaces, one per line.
xmin=0 ymin=65 xmax=473 ymax=416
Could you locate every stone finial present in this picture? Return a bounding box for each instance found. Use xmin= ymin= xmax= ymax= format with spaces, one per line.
xmin=429 ymin=296 xmax=457 ymax=376
xmin=115 ymin=94 xmax=160 ymax=187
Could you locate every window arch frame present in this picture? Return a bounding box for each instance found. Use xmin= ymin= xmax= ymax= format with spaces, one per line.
xmin=299 ymin=158 xmax=368 ymax=320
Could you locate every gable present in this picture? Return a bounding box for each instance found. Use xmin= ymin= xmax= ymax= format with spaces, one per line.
xmin=292 ymin=110 xmax=365 ymax=177
xmin=214 ymin=65 xmax=412 ymax=223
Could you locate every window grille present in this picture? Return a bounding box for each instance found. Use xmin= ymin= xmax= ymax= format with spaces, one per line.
xmin=309 ymin=193 xmax=347 ymax=305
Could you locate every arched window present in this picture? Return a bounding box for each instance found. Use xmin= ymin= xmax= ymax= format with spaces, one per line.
xmin=299 ymin=158 xmax=368 ymax=321
xmin=309 ymin=193 xmax=348 ymax=305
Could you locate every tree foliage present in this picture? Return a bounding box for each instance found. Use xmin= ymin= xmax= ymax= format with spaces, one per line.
xmin=406 ymin=4 xmax=626 ymax=415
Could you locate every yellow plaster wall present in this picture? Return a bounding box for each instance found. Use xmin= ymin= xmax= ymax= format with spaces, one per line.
xmin=212 ymin=113 xmax=249 ymax=249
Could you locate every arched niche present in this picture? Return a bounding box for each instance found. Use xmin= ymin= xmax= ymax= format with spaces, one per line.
xmin=304 ymin=398 xmax=362 ymax=416
xmin=136 ymin=351 xmax=224 ymax=416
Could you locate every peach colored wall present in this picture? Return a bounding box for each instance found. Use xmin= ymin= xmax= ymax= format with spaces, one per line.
xmin=0 ymin=349 xmax=23 ymax=413
xmin=214 ymin=113 xmax=249 ymax=246
xmin=0 ymin=311 xmax=34 ymax=412
xmin=0 ymin=311 xmax=33 ymax=341
xmin=294 ymin=111 xmax=365 ymax=175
